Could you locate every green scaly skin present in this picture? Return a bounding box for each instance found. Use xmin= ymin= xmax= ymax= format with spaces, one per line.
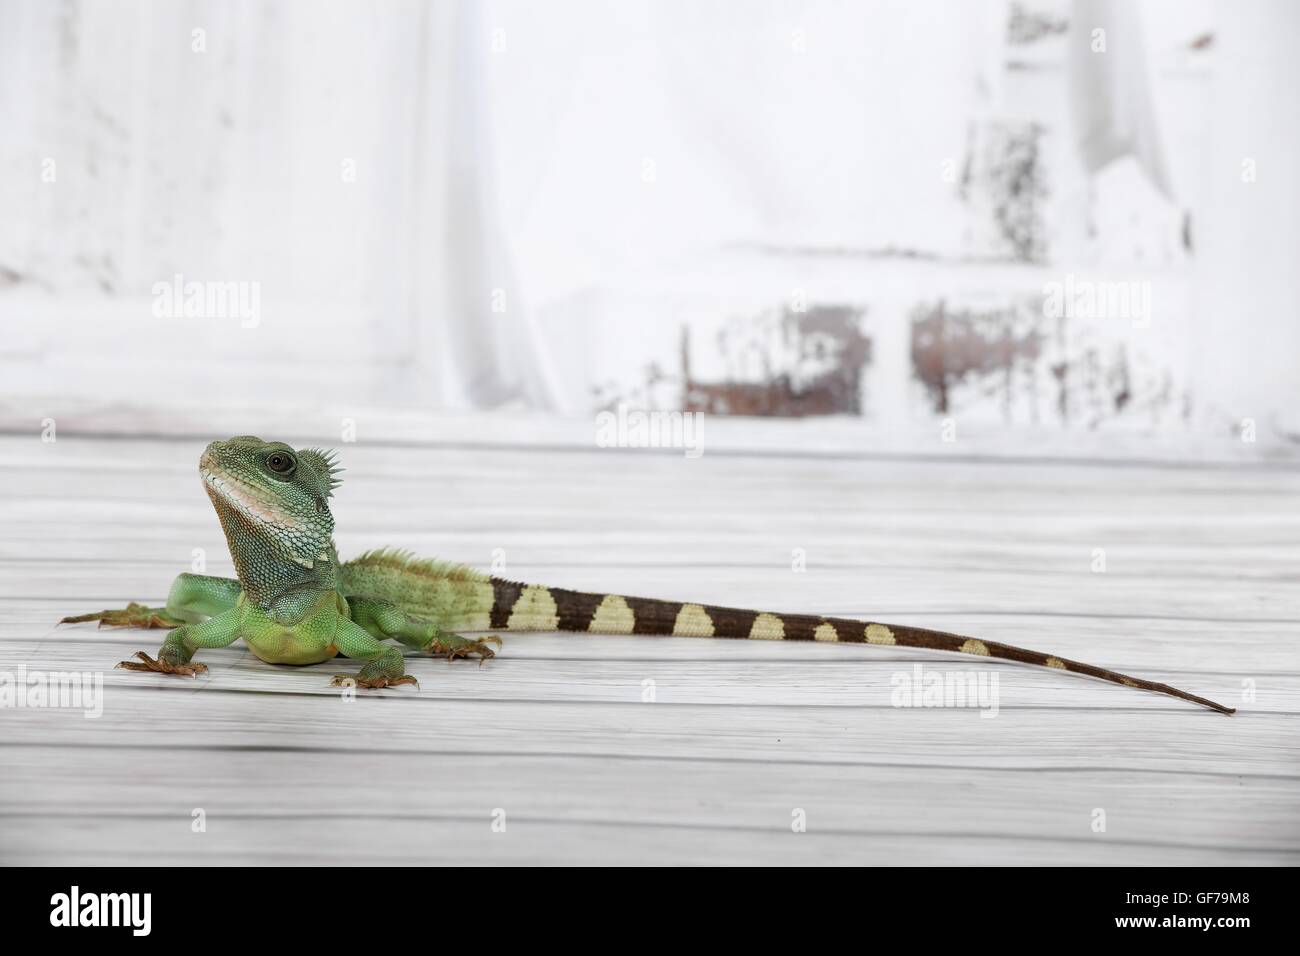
xmin=58 ymin=436 xmax=1236 ymax=713
xmin=60 ymin=436 xmax=498 ymax=689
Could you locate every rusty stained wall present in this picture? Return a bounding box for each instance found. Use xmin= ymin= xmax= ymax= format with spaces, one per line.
xmin=591 ymin=305 xmax=872 ymax=418
xmin=910 ymin=297 xmax=1187 ymax=428
xmin=959 ymin=119 xmax=1050 ymax=265
xmin=593 ymin=292 xmax=1184 ymax=428
xmin=577 ymin=0 xmax=1205 ymax=425
xmin=681 ymin=306 xmax=872 ymax=418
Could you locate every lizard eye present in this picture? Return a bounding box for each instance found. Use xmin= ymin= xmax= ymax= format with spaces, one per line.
xmin=265 ymin=452 xmax=296 ymax=476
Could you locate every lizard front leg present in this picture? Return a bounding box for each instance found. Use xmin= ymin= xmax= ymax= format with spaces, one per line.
xmin=118 ymin=606 xmax=243 ymax=677
xmin=329 ymin=615 xmax=420 ymax=689
xmin=349 ymin=597 xmax=501 ymax=662
xmin=61 ymin=573 xmax=242 ymax=629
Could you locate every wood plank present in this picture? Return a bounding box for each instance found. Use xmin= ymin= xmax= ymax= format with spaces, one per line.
xmin=1 ymin=637 xmax=1285 ymax=711
xmin=4 ymin=611 xmax=1296 ymax=681
xmin=14 ymin=562 xmax=1300 ymax=623
xmin=6 ymin=817 xmax=1293 ymax=866
xmin=1 ymin=749 xmax=1295 ymax=865
xmin=1 ymin=432 xmax=1295 ymax=865
xmin=0 ymin=686 xmax=1290 ymax=775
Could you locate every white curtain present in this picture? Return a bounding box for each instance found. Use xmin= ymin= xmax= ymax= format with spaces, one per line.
xmin=1068 ymin=0 xmax=1174 ymax=200
xmin=419 ymin=0 xmax=563 ymax=409
xmin=0 ymin=0 xmax=558 ymax=412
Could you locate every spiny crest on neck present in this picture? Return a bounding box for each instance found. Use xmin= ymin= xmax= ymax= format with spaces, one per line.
xmin=297 ymin=447 xmax=344 ymax=496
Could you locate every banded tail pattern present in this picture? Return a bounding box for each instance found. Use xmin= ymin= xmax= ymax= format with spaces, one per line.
xmin=487 ymin=578 xmax=1236 ymax=715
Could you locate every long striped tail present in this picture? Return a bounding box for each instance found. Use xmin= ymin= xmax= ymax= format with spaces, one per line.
xmin=488 ymin=578 xmax=1235 ymax=715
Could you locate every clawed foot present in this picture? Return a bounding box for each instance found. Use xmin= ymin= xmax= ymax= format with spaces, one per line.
xmin=330 ymin=673 xmax=420 ymax=690
xmin=116 ymin=651 xmax=207 ymax=677
xmin=428 ymin=634 xmax=501 ymax=664
xmin=62 ymin=602 xmax=187 ymax=630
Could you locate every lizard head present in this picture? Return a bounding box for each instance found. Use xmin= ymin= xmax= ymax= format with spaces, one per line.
xmin=199 ymin=436 xmax=342 ymax=575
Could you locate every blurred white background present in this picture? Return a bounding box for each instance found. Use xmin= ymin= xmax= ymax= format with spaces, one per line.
xmin=1 ymin=0 xmax=1297 ymax=450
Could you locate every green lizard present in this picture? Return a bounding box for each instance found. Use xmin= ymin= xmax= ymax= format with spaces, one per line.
xmin=60 ymin=435 xmax=1235 ymax=713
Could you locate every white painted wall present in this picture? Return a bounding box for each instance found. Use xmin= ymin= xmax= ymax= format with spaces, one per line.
xmin=0 ymin=0 xmax=1295 ymax=444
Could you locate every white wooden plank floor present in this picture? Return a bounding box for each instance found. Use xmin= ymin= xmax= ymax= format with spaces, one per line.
xmin=1 ymin=432 xmax=1297 ymax=865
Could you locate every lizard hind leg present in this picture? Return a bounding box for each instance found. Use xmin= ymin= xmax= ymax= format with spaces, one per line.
xmin=348 ymin=597 xmax=501 ymax=663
